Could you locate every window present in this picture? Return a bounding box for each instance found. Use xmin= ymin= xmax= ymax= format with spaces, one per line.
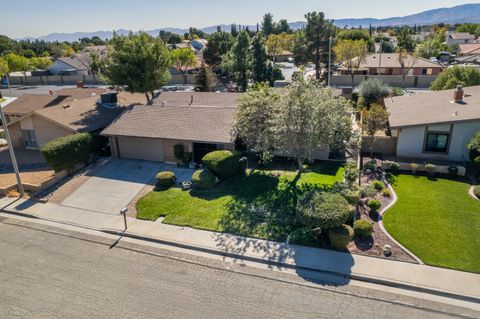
xmin=424 ymin=133 xmax=449 ymax=153
xmin=422 ymin=69 xmax=428 ymax=75
xmin=22 ymin=130 xmax=38 ymax=148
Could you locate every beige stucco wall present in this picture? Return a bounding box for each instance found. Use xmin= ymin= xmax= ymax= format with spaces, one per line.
xmin=32 ymin=115 xmax=72 ymax=147
xmin=8 ymin=122 xmax=24 ymax=148
xmin=396 ymin=121 xmax=479 ymax=162
xmin=117 ymin=136 xmax=165 ymax=162
xmin=163 ymin=139 xmax=192 ymax=162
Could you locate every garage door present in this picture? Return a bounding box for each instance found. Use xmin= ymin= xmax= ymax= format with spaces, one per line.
xmin=117 ymin=136 xmax=165 ymax=162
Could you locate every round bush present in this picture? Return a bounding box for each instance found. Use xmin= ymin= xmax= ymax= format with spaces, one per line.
xmin=156 ymin=171 xmax=175 ymax=190
xmin=382 ymin=188 xmax=391 ymax=198
xmin=360 ymin=184 xmax=377 ymax=198
xmin=202 ymin=150 xmax=242 ymax=179
xmin=192 ymin=169 xmax=216 ymax=189
xmin=239 ymin=157 xmax=248 ymax=174
xmin=474 ymin=156 xmax=480 ymax=168
xmin=353 ymin=220 xmax=373 ymax=238
xmin=389 ymin=162 xmax=400 ymax=174
xmin=288 ymin=227 xmax=318 ymax=247
xmin=372 ymin=180 xmax=384 ymax=191
xmin=297 ymin=191 xmax=353 ymax=230
xmin=328 ymin=224 xmax=354 ymax=250
xmin=367 ymin=199 xmax=382 ymax=212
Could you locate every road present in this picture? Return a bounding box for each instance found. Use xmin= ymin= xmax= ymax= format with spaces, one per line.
xmin=0 ymin=218 xmax=471 ymax=319
xmin=0 ymin=85 xmax=108 ymax=97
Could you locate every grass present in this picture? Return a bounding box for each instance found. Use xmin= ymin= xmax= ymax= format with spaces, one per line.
xmin=136 ymin=161 xmax=344 ymax=240
xmin=383 ymin=174 xmax=480 ymax=273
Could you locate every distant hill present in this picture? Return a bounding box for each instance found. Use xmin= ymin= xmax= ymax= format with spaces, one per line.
xmin=18 ymin=3 xmax=480 ymax=42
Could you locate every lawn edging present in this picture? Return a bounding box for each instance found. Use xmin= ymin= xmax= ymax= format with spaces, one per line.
xmin=378 ymin=177 xmax=424 ymax=264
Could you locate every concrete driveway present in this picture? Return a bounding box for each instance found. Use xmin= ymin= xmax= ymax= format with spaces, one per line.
xmin=60 ymin=159 xmax=162 ymax=215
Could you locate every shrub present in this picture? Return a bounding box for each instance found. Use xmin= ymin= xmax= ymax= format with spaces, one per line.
xmin=474 ymin=157 xmax=480 ymax=168
xmin=367 ymin=199 xmax=381 ymax=212
xmin=358 ymin=78 xmax=392 ymax=106
xmin=192 ymin=169 xmax=216 ymax=189
xmin=202 ymin=150 xmax=242 ymax=179
xmin=353 ymin=220 xmax=373 ymax=238
xmin=448 ymin=166 xmax=458 ymax=176
xmin=343 ymin=162 xmax=359 ymax=184
xmin=41 ymin=133 xmax=92 ymax=172
xmin=425 ymin=163 xmax=436 ymax=175
xmin=372 ymin=180 xmax=384 ymax=191
xmin=288 ymin=227 xmax=318 ymax=247
xmin=474 ymin=186 xmax=480 ymax=199
xmin=328 ymin=224 xmax=354 ymax=250
xmin=297 ymin=191 xmax=353 ymax=230
xmin=467 ymin=131 xmax=480 ymax=161
xmin=363 ymin=162 xmax=376 ymax=173
xmin=333 ymin=182 xmax=360 ymax=205
xmin=410 ymin=163 xmax=419 ymax=173
xmin=360 ymin=184 xmax=377 ymax=198
xmin=389 ymin=162 xmax=400 ymax=175
xmin=173 ymin=144 xmax=185 ymax=161
xmin=239 ymin=157 xmax=248 ymax=174
xmin=382 ymin=188 xmax=391 ymax=198
xmin=155 ymin=171 xmax=175 ymax=190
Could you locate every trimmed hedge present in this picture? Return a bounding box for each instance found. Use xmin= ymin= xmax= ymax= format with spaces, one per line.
xmin=328 ymin=224 xmax=354 ymax=250
xmin=192 ymin=169 xmax=216 ymax=189
xmin=202 ymin=150 xmax=242 ymax=179
xmin=288 ymin=227 xmax=318 ymax=247
xmin=353 ymin=220 xmax=373 ymax=238
xmin=156 ymin=171 xmax=175 ymax=190
xmin=40 ymin=133 xmax=92 ymax=172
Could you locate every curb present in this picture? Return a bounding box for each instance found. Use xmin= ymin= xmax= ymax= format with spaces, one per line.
xmin=1 ymin=207 xmax=480 ymax=304
xmin=378 ymin=178 xmax=424 ymax=264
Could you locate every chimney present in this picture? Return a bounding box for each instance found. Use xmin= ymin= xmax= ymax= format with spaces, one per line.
xmin=454 ymin=85 xmax=464 ymax=103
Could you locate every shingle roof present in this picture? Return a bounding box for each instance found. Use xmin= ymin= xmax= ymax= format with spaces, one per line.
xmin=34 ymin=92 xmax=146 ymax=132
xmin=2 ymin=88 xmax=107 ymax=116
xmin=153 ymin=92 xmax=240 ymax=108
xmin=458 ymin=43 xmax=480 ymax=55
xmin=57 ymin=54 xmax=91 ymax=70
xmin=341 ymin=53 xmax=444 ymax=70
xmin=386 ymin=86 xmax=480 ymax=128
xmin=101 ymin=105 xmax=236 ymax=143
xmin=449 ymin=32 xmax=476 ymax=40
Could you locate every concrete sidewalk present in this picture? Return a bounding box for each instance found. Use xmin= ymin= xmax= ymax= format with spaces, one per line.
xmin=1 ymin=196 xmax=479 ymax=304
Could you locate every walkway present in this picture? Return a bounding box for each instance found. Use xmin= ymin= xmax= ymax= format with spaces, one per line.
xmin=1 ymin=195 xmax=479 ymax=306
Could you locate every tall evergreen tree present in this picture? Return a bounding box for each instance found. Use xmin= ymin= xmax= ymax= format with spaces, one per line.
xmin=195 ymin=64 xmax=217 ymax=92
xmin=261 ymin=13 xmax=275 ymax=37
xmin=222 ymin=31 xmax=251 ymax=92
xmin=203 ymin=31 xmax=234 ymax=67
xmin=251 ymin=34 xmax=269 ymax=83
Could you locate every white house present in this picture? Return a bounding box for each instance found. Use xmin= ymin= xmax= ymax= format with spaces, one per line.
xmin=385 ymin=86 xmax=480 ymax=163
xmin=446 ymin=32 xmax=476 ymax=46
xmin=47 ymin=55 xmax=91 ymax=75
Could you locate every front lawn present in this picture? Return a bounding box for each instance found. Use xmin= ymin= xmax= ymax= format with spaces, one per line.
xmin=136 ymin=161 xmax=344 ymax=240
xmin=383 ymin=175 xmax=480 ymax=273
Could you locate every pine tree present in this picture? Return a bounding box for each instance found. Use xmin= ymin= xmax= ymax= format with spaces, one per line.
xmin=251 ymin=34 xmax=269 ymax=83
xmin=195 ymin=64 xmax=217 ymax=92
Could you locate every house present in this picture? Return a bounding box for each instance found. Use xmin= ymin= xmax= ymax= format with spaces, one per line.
xmin=454 ymin=55 xmax=480 ymax=66
xmin=338 ymin=53 xmax=444 ymax=76
xmin=47 ymin=54 xmax=92 ymax=75
xmin=272 ymin=50 xmax=294 ymax=63
xmin=446 ymin=32 xmax=476 ymax=46
xmin=385 ymin=86 xmax=480 ymax=162
xmin=6 ymin=89 xmax=145 ymax=150
xmin=101 ymin=92 xmax=240 ymax=163
xmin=458 ymin=43 xmax=480 ymax=56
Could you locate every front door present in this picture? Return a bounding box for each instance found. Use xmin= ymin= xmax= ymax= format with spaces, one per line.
xmin=193 ymin=143 xmax=218 ymax=163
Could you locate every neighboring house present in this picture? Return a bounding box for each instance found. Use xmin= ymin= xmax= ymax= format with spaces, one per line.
xmin=446 ymin=32 xmax=476 ymax=46
xmin=454 ymin=54 xmax=480 ymax=66
xmin=272 ymin=50 xmax=294 ymax=63
xmin=338 ymin=53 xmax=444 ymax=76
xmin=6 ymin=89 xmax=145 ymax=150
xmin=385 ymin=86 xmax=480 ymax=162
xmin=47 ymin=54 xmax=92 ymax=75
xmin=458 ymin=43 xmax=480 ymax=56
xmin=190 ymin=39 xmax=208 ymax=52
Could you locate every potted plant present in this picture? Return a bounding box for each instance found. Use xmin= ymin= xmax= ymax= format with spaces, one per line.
xmin=410 ymin=163 xmax=418 ymax=174
xmin=425 ymin=163 xmax=436 ymax=177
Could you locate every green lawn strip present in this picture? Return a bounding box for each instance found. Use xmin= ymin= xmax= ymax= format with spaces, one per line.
xmin=383 ymin=175 xmax=480 ymax=273
xmin=136 ymin=161 xmax=344 ymax=238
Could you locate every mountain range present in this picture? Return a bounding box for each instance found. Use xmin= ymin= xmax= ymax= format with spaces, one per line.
xmin=19 ymin=3 xmax=480 ymax=42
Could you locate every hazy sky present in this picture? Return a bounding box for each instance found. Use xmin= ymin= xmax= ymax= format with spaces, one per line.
xmin=1 ymin=0 xmax=478 ymax=38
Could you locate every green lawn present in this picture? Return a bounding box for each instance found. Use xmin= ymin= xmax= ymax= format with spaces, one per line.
xmin=136 ymin=161 xmax=344 ymax=240
xmin=383 ymin=175 xmax=480 ymax=273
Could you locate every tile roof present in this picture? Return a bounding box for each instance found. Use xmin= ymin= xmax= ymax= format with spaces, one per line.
xmin=385 ymin=86 xmax=480 ymax=128
xmin=101 ymin=105 xmax=236 ymax=143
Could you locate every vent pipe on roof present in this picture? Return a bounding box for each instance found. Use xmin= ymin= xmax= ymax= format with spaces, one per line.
xmin=454 ymin=85 xmax=464 ymax=103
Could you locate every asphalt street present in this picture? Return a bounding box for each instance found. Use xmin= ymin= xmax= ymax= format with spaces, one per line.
xmin=0 ymin=218 xmax=473 ymax=319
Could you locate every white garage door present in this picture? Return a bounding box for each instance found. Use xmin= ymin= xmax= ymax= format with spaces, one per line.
xmin=117 ymin=136 xmax=165 ymax=162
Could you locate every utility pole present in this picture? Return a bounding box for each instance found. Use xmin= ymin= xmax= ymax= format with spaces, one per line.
xmin=0 ymin=103 xmax=24 ymax=196
xmin=328 ymin=36 xmax=333 ymax=86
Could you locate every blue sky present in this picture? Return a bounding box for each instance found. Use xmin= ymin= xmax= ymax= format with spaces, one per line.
xmin=2 ymin=0 xmax=477 ymax=38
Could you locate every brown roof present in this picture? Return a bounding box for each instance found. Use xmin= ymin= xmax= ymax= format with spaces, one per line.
xmin=386 ymin=86 xmax=480 ymax=128
xmin=341 ymin=53 xmax=444 ymax=70
xmin=153 ymin=92 xmax=240 ymax=108
xmin=101 ymin=105 xmax=236 ymax=143
xmin=2 ymin=88 xmax=107 ymax=116
xmin=34 ymin=92 xmax=146 ymax=132
xmin=57 ymin=54 xmax=92 ymax=70
xmin=458 ymin=43 xmax=480 ymax=55
xmin=449 ymin=32 xmax=476 ymax=40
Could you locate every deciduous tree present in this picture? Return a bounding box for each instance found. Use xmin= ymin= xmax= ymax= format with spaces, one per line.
xmin=171 ymin=48 xmax=197 ymax=84
xmin=334 ymin=39 xmax=368 ymax=90
xmin=430 ymin=66 xmax=480 ymax=91
xmin=361 ymin=103 xmax=389 ymax=157
xmin=203 ymin=31 xmax=234 ymax=67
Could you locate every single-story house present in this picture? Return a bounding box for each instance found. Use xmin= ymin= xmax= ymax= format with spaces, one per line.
xmin=338 ymin=53 xmax=444 ymax=76
xmin=458 ymin=43 xmax=480 ymax=56
xmin=446 ymin=32 xmax=476 ymax=46
xmin=272 ymin=50 xmax=294 ymax=63
xmin=385 ymin=85 xmax=480 ymax=162
xmin=101 ymin=92 xmax=240 ymax=163
xmin=47 ymin=54 xmax=93 ymax=75
xmin=454 ymin=55 xmax=480 ymax=66
xmin=6 ymin=90 xmax=145 ymax=150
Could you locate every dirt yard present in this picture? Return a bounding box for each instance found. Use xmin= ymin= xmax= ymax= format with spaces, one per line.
xmin=0 ymin=170 xmax=55 ymax=189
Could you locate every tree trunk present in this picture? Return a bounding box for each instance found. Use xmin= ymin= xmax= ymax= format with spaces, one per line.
xmin=297 ymin=157 xmax=304 ymax=171
xmin=144 ymin=92 xmax=151 ymax=104
xmin=182 ymin=71 xmax=187 ymax=84
xmin=315 ymin=49 xmax=321 ymax=81
xmin=351 ymin=73 xmax=355 ymax=91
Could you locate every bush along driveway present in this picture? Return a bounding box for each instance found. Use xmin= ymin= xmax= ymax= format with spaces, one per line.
xmin=136 ymin=161 xmax=344 ymax=242
xmin=383 ymin=174 xmax=480 ymax=273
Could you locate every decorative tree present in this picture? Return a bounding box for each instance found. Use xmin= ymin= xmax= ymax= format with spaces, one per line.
xmin=103 ymin=32 xmax=171 ymax=104
xmin=361 ymin=103 xmax=389 ymax=157
xmin=171 ymin=48 xmax=197 ymax=84
xmin=195 ymin=64 xmax=217 ymax=92
xmin=334 ymin=39 xmax=368 ymax=90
